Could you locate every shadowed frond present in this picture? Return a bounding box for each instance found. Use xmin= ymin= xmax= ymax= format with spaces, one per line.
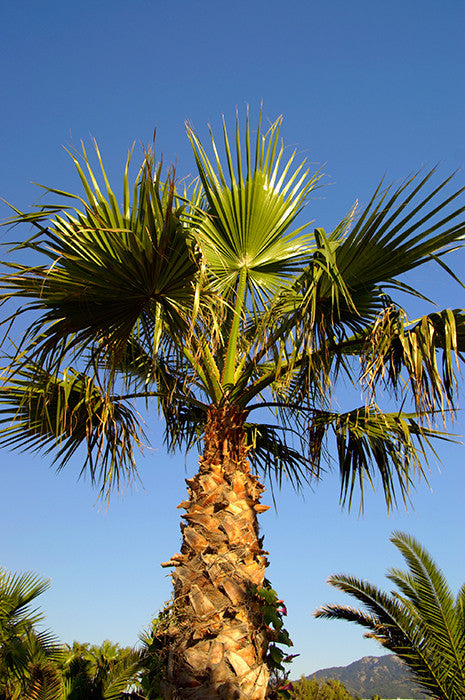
xmin=307 ymin=406 xmax=452 ymax=512
xmin=363 ymin=306 xmax=465 ymax=414
xmin=0 ymin=363 xmax=142 ymax=498
xmin=27 ymin=663 xmax=64 ymax=700
xmin=245 ymin=421 xmax=312 ymax=492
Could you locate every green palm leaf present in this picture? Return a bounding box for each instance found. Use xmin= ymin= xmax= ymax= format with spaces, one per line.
xmin=186 ymin=108 xmax=322 ymax=299
xmin=333 ymin=168 xmax=465 ymax=294
xmin=1 ymin=143 xmax=203 ymax=373
xmin=362 ymin=306 xmax=465 ymax=414
xmin=388 ymin=532 xmax=465 ymax=690
xmin=294 ymin=404 xmax=449 ymax=512
xmin=27 ymin=664 xmax=64 ymax=700
xmin=315 ymin=532 xmax=465 ymax=700
xmin=0 ymin=363 xmax=142 ymax=498
xmin=0 ymin=569 xmax=63 ymax=699
xmin=0 ymin=570 xmax=48 ymax=620
xmin=1 ymin=108 xmax=465 ymax=698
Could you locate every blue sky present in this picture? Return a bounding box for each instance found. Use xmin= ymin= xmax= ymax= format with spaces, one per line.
xmin=1 ymin=0 xmax=464 ymax=677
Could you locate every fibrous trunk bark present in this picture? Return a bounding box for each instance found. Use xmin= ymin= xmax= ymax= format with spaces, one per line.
xmin=160 ymin=405 xmax=271 ymax=699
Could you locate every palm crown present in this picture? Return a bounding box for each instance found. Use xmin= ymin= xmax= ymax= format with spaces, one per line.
xmin=1 ymin=110 xmax=463 ymax=505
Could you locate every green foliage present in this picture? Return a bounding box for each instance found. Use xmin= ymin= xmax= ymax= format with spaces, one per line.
xmin=0 ymin=568 xmax=64 ymax=700
xmin=253 ymin=582 xmax=298 ymax=698
xmin=1 ymin=108 xmax=465 ymax=697
xmin=255 ymin=583 xmax=293 ymax=666
xmin=289 ymin=676 xmax=355 ymax=699
xmin=137 ymin=603 xmax=174 ymax=700
xmin=61 ymin=639 xmax=142 ymax=699
xmin=315 ymin=532 xmax=465 ymax=700
xmin=0 ymin=565 xmax=144 ymax=700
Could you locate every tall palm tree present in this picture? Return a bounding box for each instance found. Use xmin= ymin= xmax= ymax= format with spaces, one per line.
xmin=315 ymin=531 xmax=465 ymax=700
xmin=0 ymin=109 xmax=464 ymax=699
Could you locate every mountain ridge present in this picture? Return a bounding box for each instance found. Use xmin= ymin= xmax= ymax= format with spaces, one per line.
xmin=306 ymin=654 xmax=426 ymax=698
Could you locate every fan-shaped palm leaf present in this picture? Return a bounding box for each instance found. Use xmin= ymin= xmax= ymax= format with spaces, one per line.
xmin=332 ymin=168 xmax=465 ymax=295
xmin=1 ymin=143 xmax=203 ymax=375
xmin=0 ymin=569 xmax=63 ymax=700
xmin=186 ymin=108 xmax=322 ymax=299
xmin=0 ymin=569 xmax=50 ymax=634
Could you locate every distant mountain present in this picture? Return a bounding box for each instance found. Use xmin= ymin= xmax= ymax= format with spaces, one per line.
xmin=307 ymin=654 xmax=427 ymax=698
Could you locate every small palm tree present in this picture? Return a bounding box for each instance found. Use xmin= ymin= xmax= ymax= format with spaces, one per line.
xmin=61 ymin=640 xmax=142 ymax=699
xmin=1 ymin=109 xmax=464 ymax=698
xmin=315 ymin=531 xmax=465 ymax=700
xmin=0 ymin=568 xmax=63 ymax=700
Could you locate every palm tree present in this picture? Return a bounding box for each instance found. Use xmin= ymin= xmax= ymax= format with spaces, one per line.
xmin=0 ymin=568 xmax=63 ymax=699
xmin=0 ymin=109 xmax=464 ymax=699
xmin=61 ymin=640 xmax=142 ymax=699
xmin=0 ymin=569 xmax=142 ymax=700
xmin=315 ymin=531 xmax=465 ymax=700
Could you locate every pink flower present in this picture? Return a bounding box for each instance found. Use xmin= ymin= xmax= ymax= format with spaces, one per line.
xmin=279 ymin=682 xmax=293 ymax=691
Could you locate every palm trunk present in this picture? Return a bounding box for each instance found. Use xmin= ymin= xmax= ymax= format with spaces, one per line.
xmin=160 ymin=405 xmax=271 ymax=699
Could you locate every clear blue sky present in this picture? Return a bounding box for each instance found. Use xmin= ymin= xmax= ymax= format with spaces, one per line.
xmin=1 ymin=0 xmax=464 ymax=678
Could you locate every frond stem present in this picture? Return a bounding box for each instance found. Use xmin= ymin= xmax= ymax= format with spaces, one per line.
xmin=223 ymin=266 xmax=248 ymax=387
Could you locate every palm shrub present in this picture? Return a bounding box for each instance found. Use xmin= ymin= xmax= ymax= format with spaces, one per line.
xmin=315 ymin=531 xmax=465 ymax=699
xmin=0 ymin=567 xmax=145 ymax=700
xmin=0 ymin=568 xmax=63 ymax=700
xmin=1 ymin=109 xmax=465 ymax=698
xmin=61 ymin=640 xmax=142 ymax=700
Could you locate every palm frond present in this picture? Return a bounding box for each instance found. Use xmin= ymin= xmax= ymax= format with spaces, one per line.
xmin=315 ymin=576 xmax=447 ymax=698
xmin=0 ymin=569 xmax=64 ymax=698
xmin=0 ymin=569 xmax=50 ymax=634
xmin=0 ymin=363 xmax=143 ymax=499
xmin=363 ymin=306 xmax=465 ymax=415
xmin=315 ymin=573 xmax=422 ymax=645
xmin=1 ymin=142 xmax=203 ymax=374
xmin=264 ymin=169 xmax=465 ymax=389
xmin=186 ymin=107 xmax=322 ymax=300
xmin=309 ymin=405 xmax=452 ymax=512
xmin=334 ymin=168 xmax=465 ymax=296
xmin=27 ymin=664 xmax=64 ymax=700
xmin=388 ymin=531 xmax=465 ymax=688
xmin=273 ymin=169 xmax=465 ymax=381
xmin=160 ymin=396 xmax=207 ymax=455
xmin=315 ymin=532 xmax=465 ymax=700
xmin=245 ymin=421 xmax=313 ymax=493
